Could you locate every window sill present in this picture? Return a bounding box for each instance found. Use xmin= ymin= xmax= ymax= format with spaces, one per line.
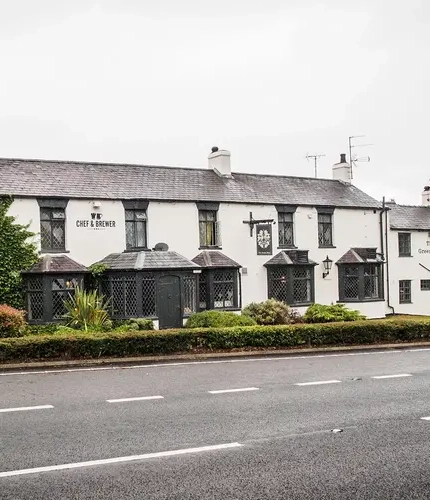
xmin=212 ymin=307 xmax=241 ymax=312
xmin=337 ymin=298 xmax=385 ymax=303
xmin=40 ymin=250 xmax=69 ymax=254
xmin=199 ymin=246 xmax=222 ymax=250
xmin=398 ymin=255 xmax=413 ymax=258
xmin=124 ymin=247 xmax=149 ymax=252
xmin=399 ymin=302 xmax=413 ymax=305
xmin=278 ymin=245 xmax=297 ymax=249
xmin=318 ymin=245 xmax=336 ymax=249
xmin=289 ymin=302 xmax=313 ymax=307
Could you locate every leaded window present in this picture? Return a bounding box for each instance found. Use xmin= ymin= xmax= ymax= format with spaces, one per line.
xmin=398 ymin=233 xmax=411 ymax=257
xmin=421 ymin=279 xmax=430 ymax=291
xmin=40 ymin=208 xmax=66 ymax=251
xmin=26 ymin=277 xmax=44 ymax=321
xmin=142 ymin=274 xmax=156 ymax=316
xmin=318 ymin=213 xmax=333 ymax=247
xmin=399 ymin=280 xmax=412 ymax=303
xmin=278 ymin=212 xmax=294 ymax=247
xmin=267 ymin=266 xmax=314 ymax=305
xmin=52 ymin=278 xmax=78 ymax=319
xmin=183 ymin=276 xmax=197 ymax=315
xmin=199 ymin=210 xmax=221 ymax=247
xmin=338 ymin=264 xmax=383 ymax=301
xmin=125 ymin=209 xmax=147 ymax=249
xmin=198 ymin=269 xmax=239 ymax=310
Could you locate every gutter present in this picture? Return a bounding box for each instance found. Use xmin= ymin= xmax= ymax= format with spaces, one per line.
xmin=381 ymin=196 xmax=395 ymax=314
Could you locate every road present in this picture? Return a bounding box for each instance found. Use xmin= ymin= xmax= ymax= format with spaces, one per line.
xmin=2 ymin=348 xmax=430 ymax=499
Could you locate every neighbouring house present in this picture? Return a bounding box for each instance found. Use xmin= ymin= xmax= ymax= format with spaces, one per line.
xmin=385 ymin=184 xmax=430 ymax=315
xmin=1 ymin=149 xmax=387 ymax=327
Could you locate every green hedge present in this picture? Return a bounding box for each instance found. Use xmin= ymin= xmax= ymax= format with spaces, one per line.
xmin=1 ymin=318 xmax=430 ymax=362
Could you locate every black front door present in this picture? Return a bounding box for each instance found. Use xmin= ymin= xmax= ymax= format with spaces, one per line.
xmin=157 ymin=275 xmax=182 ymax=329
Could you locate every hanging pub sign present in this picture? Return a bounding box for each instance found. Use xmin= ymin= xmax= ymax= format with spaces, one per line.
xmin=76 ymin=212 xmax=116 ymax=230
xmin=256 ymin=224 xmax=272 ymax=255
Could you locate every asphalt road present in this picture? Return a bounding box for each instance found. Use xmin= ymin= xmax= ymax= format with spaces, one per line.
xmin=2 ymin=348 xmax=430 ymax=499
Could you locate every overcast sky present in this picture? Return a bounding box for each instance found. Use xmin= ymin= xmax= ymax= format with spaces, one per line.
xmin=1 ymin=1 xmax=428 ymax=204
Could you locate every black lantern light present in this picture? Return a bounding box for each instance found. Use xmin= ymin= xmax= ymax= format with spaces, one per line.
xmin=322 ymin=255 xmax=333 ymax=278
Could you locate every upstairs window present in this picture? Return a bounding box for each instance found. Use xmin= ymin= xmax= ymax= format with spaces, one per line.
xmin=318 ymin=213 xmax=333 ymax=247
xmin=123 ymin=200 xmax=149 ymax=250
xmin=277 ymin=206 xmax=296 ymax=248
xmin=38 ymin=199 xmax=68 ymax=252
xmin=197 ymin=203 xmax=221 ymax=248
xmin=125 ymin=210 xmax=147 ymax=249
xmin=398 ymin=233 xmax=411 ymax=257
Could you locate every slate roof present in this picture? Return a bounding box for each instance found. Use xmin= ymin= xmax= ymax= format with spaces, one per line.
xmin=264 ymin=250 xmax=317 ymax=266
xmin=24 ymin=255 xmax=88 ymax=273
xmin=95 ymin=251 xmax=200 ymax=270
xmin=192 ymin=250 xmax=241 ymax=268
xmin=336 ymin=248 xmax=383 ymax=264
xmin=389 ymin=204 xmax=430 ymax=230
xmin=0 ymin=157 xmax=381 ymax=208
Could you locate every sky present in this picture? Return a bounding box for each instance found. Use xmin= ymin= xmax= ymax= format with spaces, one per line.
xmin=0 ymin=0 xmax=428 ymax=204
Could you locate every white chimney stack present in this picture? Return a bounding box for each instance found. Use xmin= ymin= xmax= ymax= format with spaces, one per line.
xmin=332 ymin=153 xmax=352 ymax=184
xmin=208 ymin=146 xmax=231 ymax=177
xmin=422 ymin=183 xmax=430 ymax=206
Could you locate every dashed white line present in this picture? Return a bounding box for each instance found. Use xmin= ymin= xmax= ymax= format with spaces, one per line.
xmin=208 ymin=387 xmax=259 ymax=394
xmin=420 ymin=417 xmax=430 ymax=421
xmin=0 ymin=442 xmax=243 ymax=478
xmin=0 ymin=405 xmax=54 ymax=413
xmin=106 ymin=396 xmax=164 ymax=403
xmin=295 ymin=380 xmax=342 ymax=386
xmin=371 ymin=374 xmax=412 ymax=379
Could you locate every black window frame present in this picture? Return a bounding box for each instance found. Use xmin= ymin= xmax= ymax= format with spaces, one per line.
xmin=278 ymin=212 xmax=295 ymax=248
xmin=399 ymin=280 xmax=412 ymax=303
xmin=198 ymin=269 xmax=240 ymax=311
xmin=338 ymin=263 xmax=384 ymax=302
xmin=421 ymin=279 xmax=430 ymax=291
xmin=267 ymin=265 xmax=315 ymax=306
xmin=39 ymin=207 xmax=66 ymax=252
xmin=398 ymin=232 xmax=411 ymax=257
xmin=125 ymin=209 xmax=148 ymax=250
xmin=198 ymin=209 xmax=221 ymax=248
xmin=317 ymin=212 xmax=334 ymax=247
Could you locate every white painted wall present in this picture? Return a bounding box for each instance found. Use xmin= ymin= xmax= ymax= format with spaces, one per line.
xmin=9 ymin=197 xmax=386 ymax=318
xmin=387 ymin=228 xmax=430 ymax=315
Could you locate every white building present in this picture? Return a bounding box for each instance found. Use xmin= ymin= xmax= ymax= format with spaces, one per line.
xmin=384 ymin=184 xmax=430 ymax=315
xmin=1 ymin=150 xmax=387 ymax=327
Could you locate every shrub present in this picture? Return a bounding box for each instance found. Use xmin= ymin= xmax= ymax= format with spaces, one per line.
xmin=63 ymin=286 xmax=111 ymax=331
xmin=304 ymin=303 xmax=364 ymax=323
xmin=242 ymin=299 xmax=301 ymax=325
xmin=185 ymin=310 xmax=256 ymax=328
xmin=0 ymin=304 xmax=27 ymax=338
xmin=127 ymin=318 xmax=154 ymax=330
xmin=2 ymin=318 xmax=430 ymax=362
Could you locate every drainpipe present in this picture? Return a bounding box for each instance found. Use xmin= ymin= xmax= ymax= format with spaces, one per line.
xmin=382 ymin=196 xmax=395 ymax=315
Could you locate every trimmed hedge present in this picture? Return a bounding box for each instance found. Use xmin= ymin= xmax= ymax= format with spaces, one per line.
xmin=1 ymin=318 xmax=430 ymax=362
xmin=185 ymin=311 xmax=256 ymax=328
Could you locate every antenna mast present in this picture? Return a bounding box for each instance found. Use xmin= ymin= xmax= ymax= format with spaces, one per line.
xmin=305 ymin=153 xmax=326 ymax=178
xmin=348 ymin=135 xmax=372 ymax=179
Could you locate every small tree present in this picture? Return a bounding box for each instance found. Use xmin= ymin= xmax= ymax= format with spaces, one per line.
xmin=0 ymin=197 xmax=39 ymax=308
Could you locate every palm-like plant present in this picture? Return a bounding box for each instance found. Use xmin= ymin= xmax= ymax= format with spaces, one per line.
xmin=63 ymin=286 xmax=111 ymax=331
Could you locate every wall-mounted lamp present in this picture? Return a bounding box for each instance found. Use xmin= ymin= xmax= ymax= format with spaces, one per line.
xmin=322 ymin=255 xmax=333 ymax=278
xmin=93 ymin=200 xmax=101 ymax=209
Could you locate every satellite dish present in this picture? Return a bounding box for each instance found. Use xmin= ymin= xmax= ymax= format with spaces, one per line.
xmin=154 ymin=242 xmax=169 ymax=251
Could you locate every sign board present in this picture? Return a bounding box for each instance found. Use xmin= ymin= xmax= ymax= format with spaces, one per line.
xmin=76 ymin=212 xmax=116 ymax=230
xmin=256 ymin=224 xmax=272 ymax=255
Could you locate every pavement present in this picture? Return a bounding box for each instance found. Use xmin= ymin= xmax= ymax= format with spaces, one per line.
xmin=2 ymin=347 xmax=430 ymax=499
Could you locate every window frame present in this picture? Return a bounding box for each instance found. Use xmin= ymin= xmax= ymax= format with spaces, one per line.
xmin=278 ymin=212 xmax=295 ymax=248
xmin=421 ymin=279 xmax=430 ymax=291
xmin=398 ymin=232 xmax=411 ymax=257
xmin=39 ymin=207 xmax=66 ymax=252
xmin=125 ymin=208 xmax=148 ymax=250
xmin=197 ymin=269 xmax=240 ymax=311
xmin=338 ymin=263 xmax=384 ymax=302
xmin=399 ymin=280 xmax=412 ymax=304
xmin=198 ymin=210 xmax=221 ymax=248
xmin=317 ymin=212 xmax=334 ymax=248
xmin=267 ymin=265 xmax=315 ymax=306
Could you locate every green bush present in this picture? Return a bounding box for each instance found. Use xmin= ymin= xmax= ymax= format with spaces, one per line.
xmin=185 ymin=310 xmax=256 ymax=328
xmin=242 ymin=299 xmax=301 ymax=325
xmin=126 ymin=318 xmax=154 ymax=330
xmin=63 ymin=286 xmax=111 ymax=331
xmin=304 ymin=303 xmax=364 ymax=323
xmin=0 ymin=304 xmax=26 ymax=338
xmin=2 ymin=318 xmax=430 ymax=362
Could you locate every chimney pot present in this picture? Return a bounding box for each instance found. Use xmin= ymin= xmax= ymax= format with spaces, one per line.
xmin=211 ymin=146 xmax=219 ymax=153
xmin=340 ymin=153 xmax=347 ymax=163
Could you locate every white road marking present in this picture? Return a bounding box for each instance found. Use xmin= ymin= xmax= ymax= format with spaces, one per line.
xmin=420 ymin=417 xmax=430 ymax=421
xmin=371 ymin=374 xmax=412 ymax=379
xmin=106 ymin=396 xmax=164 ymax=403
xmin=0 ymin=405 xmax=54 ymax=413
xmin=295 ymin=380 xmax=342 ymax=386
xmin=3 ymin=347 xmax=430 ymax=377
xmin=208 ymin=387 xmax=259 ymax=394
xmin=0 ymin=442 xmax=243 ymax=478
